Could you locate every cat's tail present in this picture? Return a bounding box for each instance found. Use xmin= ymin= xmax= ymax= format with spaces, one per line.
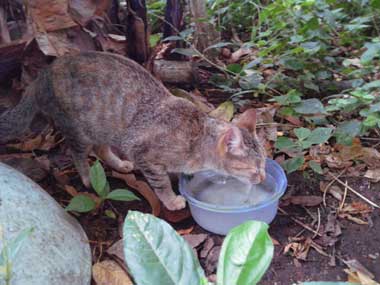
xmin=0 ymin=75 xmax=45 ymax=143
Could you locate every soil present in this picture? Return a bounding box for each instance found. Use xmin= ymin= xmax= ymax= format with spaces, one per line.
xmin=37 ymin=157 xmax=380 ymax=285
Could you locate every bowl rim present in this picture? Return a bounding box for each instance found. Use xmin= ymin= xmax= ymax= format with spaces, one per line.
xmin=178 ymin=159 xmax=287 ymax=213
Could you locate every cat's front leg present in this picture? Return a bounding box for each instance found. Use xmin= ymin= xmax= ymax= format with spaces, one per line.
xmin=139 ymin=162 xmax=186 ymax=211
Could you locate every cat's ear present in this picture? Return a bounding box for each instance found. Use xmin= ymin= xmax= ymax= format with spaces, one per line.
xmin=218 ymin=127 xmax=245 ymax=156
xmin=233 ymin=108 xmax=257 ymax=134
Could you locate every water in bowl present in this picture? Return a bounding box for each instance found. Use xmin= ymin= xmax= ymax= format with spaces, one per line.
xmin=186 ymin=171 xmax=276 ymax=207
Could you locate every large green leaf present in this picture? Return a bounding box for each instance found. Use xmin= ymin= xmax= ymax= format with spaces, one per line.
xmin=90 ymin=160 xmax=108 ymax=198
xmin=307 ymin=127 xmax=333 ymax=145
xmin=294 ymin=99 xmax=326 ymax=114
xmin=334 ymin=120 xmax=361 ymax=145
xmin=294 ymin=128 xmax=311 ymax=140
xmin=123 ymin=211 xmax=207 ymax=285
xmin=217 ymin=221 xmax=273 ymax=285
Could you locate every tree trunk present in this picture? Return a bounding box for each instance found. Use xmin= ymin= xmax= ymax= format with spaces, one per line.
xmin=126 ymin=0 xmax=149 ymax=64
xmin=188 ymin=0 xmax=218 ymax=52
xmin=163 ymin=0 xmax=182 ymax=38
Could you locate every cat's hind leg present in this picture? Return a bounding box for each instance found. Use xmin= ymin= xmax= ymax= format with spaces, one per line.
xmin=94 ymin=145 xmax=134 ymax=173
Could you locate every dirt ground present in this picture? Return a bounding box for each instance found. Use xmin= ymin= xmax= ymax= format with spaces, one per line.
xmin=37 ymin=161 xmax=380 ymax=285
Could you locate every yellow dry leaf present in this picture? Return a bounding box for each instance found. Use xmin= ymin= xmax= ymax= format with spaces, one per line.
xmin=209 ymin=101 xmax=234 ymax=122
xmin=92 ymin=260 xmax=133 ymax=285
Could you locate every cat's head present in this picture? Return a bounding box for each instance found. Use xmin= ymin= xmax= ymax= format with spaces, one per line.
xmin=216 ymin=109 xmax=266 ymax=184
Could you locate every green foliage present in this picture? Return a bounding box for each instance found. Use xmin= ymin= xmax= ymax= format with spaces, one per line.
xmin=217 ymin=221 xmax=273 ymax=285
xmin=0 ymin=227 xmax=34 ymax=284
xmin=123 ymin=212 xmax=273 ymax=285
xmin=65 ymin=161 xmax=139 ymax=213
xmin=65 ymin=195 xmax=96 ymax=213
xmin=275 ymin=127 xmax=333 ymax=173
xmin=123 ymin=211 xmax=207 ymax=285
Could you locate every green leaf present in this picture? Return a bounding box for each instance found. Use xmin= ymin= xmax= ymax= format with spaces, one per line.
xmin=307 ymin=127 xmax=333 ymax=145
xmin=274 ymin=136 xmax=295 ymax=150
xmin=360 ymin=42 xmax=380 ymax=63
xmin=282 ymin=156 xmax=305 ymax=173
xmin=204 ymin=42 xmax=233 ymax=51
xmin=217 ymin=221 xmax=273 ymax=285
xmin=239 ymin=73 xmax=263 ymax=90
xmin=369 ymin=102 xmax=380 ymax=113
xmin=274 ymin=90 xmax=302 ymax=106
xmin=363 ymin=113 xmax=380 ymax=127
xmin=105 ymin=209 xmax=116 ymax=219
xmin=280 ymin=57 xmax=304 ymax=71
xmin=226 ymin=63 xmax=243 ymax=74
xmin=301 ymin=41 xmax=321 ymax=54
xmin=162 ymin=35 xmax=183 ymax=41
xmin=371 ymin=0 xmax=380 ymax=9
xmin=309 ymin=160 xmax=323 ymax=174
xmin=90 ymin=160 xmax=108 ymax=198
xmin=172 ymin=48 xmax=197 ymax=57
xmin=149 ymin=34 xmax=161 ymax=47
xmin=334 ymin=120 xmax=361 ymax=145
xmin=106 ymin=189 xmax=140 ymax=202
xmin=123 ymin=211 xmax=206 ymax=285
xmin=294 ymin=99 xmax=325 ymax=114
xmin=294 ymin=128 xmax=311 ymax=140
xmin=0 ymin=227 xmax=34 ymax=265
xmin=362 ymin=80 xmax=380 ymax=90
xmin=65 ymin=195 xmax=96 ymax=213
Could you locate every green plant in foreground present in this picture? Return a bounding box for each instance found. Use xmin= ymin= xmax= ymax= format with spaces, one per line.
xmin=0 ymin=227 xmax=34 ymax=285
xmin=123 ymin=211 xmax=273 ymax=285
xmin=65 ymin=160 xmax=140 ymax=213
xmin=122 ymin=211 xmax=358 ymax=285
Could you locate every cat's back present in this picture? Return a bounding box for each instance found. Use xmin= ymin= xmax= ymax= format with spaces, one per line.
xmin=44 ymin=52 xmax=168 ymax=118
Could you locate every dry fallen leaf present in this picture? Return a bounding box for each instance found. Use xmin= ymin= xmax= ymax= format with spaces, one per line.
xmin=107 ymin=240 xmax=125 ymax=263
xmin=92 ymin=260 xmax=133 ymax=285
xmin=344 ymin=259 xmax=379 ymax=285
xmin=7 ymin=129 xmax=62 ymax=152
xmin=171 ymin=88 xmax=214 ymax=113
xmin=364 ymin=169 xmax=380 ymax=182
xmin=64 ymin=185 xmax=79 ymax=197
xmin=340 ymin=202 xmax=373 ymax=215
xmin=209 ymin=101 xmax=234 ymax=122
xmin=112 ymin=171 xmax=161 ymax=216
xmin=1 ymin=157 xmax=48 ymax=181
xmin=286 ymin=195 xmax=323 ymax=207
xmin=183 ymin=234 xmax=208 ymax=249
xmin=161 ymin=206 xmax=192 ymax=223
xmin=284 ymin=239 xmax=311 ymax=261
xmin=177 ymin=226 xmax=194 ymax=235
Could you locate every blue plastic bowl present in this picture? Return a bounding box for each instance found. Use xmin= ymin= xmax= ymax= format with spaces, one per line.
xmin=179 ymin=159 xmax=287 ymax=235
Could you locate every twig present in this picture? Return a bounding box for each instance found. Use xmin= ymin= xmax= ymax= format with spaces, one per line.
xmin=322 ymin=169 xmax=346 ymax=206
xmin=328 ymin=172 xmax=380 ymax=208
xmin=278 ymin=207 xmax=322 ymax=237
xmin=312 ymin=208 xmax=321 ymax=239
xmin=339 ymin=180 xmax=348 ymax=212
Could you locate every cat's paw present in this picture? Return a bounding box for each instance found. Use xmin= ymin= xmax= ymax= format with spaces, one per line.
xmin=165 ymin=195 xmax=186 ymax=211
xmin=117 ymin=160 xmax=134 ymax=173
